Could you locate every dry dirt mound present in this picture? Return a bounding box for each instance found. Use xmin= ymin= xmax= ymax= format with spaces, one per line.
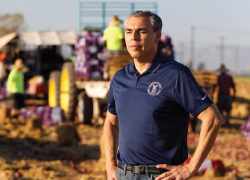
xmin=0 ymin=117 xmax=105 ymax=180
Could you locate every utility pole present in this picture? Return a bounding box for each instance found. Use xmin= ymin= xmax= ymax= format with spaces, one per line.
xmin=235 ymin=46 xmax=240 ymax=76
xmin=220 ymin=37 xmax=224 ymax=65
xmin=190 ymin=26 xmax=195 ymax=70
xmin=179 ymin=43 xmax=184 ymax=63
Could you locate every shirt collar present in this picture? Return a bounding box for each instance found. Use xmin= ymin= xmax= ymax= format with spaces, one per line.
xmin=129 ymin=50 xmax=167 ymax=74
xmin=133 ymin=64 xmax=140 ymax=77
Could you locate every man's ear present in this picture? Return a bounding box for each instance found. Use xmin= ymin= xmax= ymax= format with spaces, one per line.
xmin=155 ymin=30 xmax=161 ymax=44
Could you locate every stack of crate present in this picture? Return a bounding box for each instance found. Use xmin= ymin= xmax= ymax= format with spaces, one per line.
xmin=192 ymin=70 xmax=218 ymax=86
xmin=108 ymin=51 xmax=134 ymax=80
xmin=192 ymin=70 xmax=218 ymax=99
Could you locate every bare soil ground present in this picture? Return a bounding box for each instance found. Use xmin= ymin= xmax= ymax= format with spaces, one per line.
xmin=0 ymin=121 xmax=106 ymax=180
xmin=189 ymin=119 xmax=250 ymax=180
xmin=0 ymin=118 xmax=250 ymax=180
xmin=0 ymin=77 xmax=249 ymax=180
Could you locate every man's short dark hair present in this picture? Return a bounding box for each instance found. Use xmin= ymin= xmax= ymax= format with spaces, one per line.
xmin=124 ymin=10 xmax=162 ymax=32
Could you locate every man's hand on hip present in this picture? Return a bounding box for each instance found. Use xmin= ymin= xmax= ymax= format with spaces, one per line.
xmin=155 ymin=164 xmax=196 ymax=180
xmin=107 ymin=166 xmax=117 ymax=180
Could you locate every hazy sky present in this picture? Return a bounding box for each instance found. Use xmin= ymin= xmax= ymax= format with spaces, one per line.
xmin=1 ymin=0 xmax=250 ymax=74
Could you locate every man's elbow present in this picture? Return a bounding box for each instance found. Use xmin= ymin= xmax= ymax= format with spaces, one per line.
xmin=214 ymin=116 xmax=224 ymax=127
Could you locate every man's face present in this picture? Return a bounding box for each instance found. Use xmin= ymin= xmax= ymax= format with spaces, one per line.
xmin=125 ymin=16 xmax=161 ymax=60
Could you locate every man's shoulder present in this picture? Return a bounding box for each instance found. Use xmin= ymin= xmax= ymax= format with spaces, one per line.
xmin=111 ymin=63 xmax=131 ymax=81
xmin=219 ymin=73 xmax=233 ymax=79
xmin=9 ymin=68 xmax=17 ymax=74
xmin=104 ymin=26 xmax=112 ymax=33
xmin=105 ymin=25 xmax=122 ymax=31
xmin=115 ymin=62 xmax=131 ymax=74
xmin=159 ymin=56 xmax=186 ymax=74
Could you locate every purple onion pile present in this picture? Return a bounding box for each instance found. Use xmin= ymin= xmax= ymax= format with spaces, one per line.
xmin=74 ymin=31 xmax=106 ymax=80
xmin=20 ymin=106 xmax=66 ymax=126
xmin=240 ymin=116 xmax=250 ymax=140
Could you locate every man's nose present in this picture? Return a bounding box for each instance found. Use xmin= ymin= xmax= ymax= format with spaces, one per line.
xmin=131 ymin=32 xmax=140 ymax=41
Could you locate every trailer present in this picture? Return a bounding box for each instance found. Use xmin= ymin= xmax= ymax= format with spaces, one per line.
xmin=47 ymin=1 xmax=218 ymax=125
xmin=48 ymin=2 xmax=158 ymax=124
xmin=0 ymin=31 xmax=78 ymax=104
xmin=48 ymin=51 xmax=134 ymax=124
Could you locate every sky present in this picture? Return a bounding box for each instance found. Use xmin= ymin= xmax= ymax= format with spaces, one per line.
xmin=1 ymin=0 xmax=250 ymax=74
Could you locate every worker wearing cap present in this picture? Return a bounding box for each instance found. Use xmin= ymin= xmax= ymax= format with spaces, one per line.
xmin=104 ymin=10 xmax=224 ymax=180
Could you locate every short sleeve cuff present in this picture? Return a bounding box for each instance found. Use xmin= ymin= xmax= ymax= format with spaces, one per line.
xmin=107 ymin=108 xmax=117 ymax=115
xmin=191 ymin=101 xmax=213 ymax=117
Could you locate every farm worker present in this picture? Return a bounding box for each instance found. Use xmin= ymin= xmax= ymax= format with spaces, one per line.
xmin=104 ymin=10 xmax=224 ymax=180
xmin=7 ymin=58 xmax=29 ymax=117
xmin=216 ymin=64 xmax=236 ymax=127
xmin=0 ymin=53 xmax=7 ymax=99
xmin=0 ymin=53 xmax=7 ymax=87
xmin=103 ymin=15 xmax=125 ymax=57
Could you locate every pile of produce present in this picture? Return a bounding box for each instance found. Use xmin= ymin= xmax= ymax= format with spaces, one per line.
xmin=20 ymin=106 xmax=66 ymax=126
xmin=240 ymin=116 xmax=250 ymax=140
xmin=74 ymin=31 xmax=106 ymax=80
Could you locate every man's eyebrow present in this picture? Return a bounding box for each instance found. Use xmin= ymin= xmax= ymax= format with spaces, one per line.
xmin=125 ymin=28 xmax=148 ymax=31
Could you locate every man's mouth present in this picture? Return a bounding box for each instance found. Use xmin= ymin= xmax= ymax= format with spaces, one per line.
xmin=130 ymin=45 xmax=141 ymax=50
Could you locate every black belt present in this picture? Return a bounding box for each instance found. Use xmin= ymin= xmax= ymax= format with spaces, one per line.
xmin=118 ymin=162 xmax=168 ymax=174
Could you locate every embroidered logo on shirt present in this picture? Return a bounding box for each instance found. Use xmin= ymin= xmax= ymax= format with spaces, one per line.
xmin=201 ymin=95 xmax=207 ymax=100
xmin=147 ymin=82 xmax=162 ymax=96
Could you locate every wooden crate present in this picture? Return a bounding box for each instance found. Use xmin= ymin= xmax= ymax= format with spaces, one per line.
xmin=192 ymin=70 xmax=218 ymax=85
xmin=108 ymin=51 xmax=134 ymax=80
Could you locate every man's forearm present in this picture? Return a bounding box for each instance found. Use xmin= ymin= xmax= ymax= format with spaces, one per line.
xmin=104 ymin=121 xmax=119 ymax=169
xmin=189 ymin=106 xmax=224 ymax=172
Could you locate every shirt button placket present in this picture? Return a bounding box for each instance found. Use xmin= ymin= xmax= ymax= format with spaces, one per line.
xmin=135 ymin=78 xmax=139 ymax=96
xmin=136 ymin=78 xmax=140 ymax=89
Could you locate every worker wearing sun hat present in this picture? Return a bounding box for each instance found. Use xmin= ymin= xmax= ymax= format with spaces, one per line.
xmin=7 ymin=58 xmax=29 ymax=117
xmin=103 ymin=15 xmax=125 ymax=57
xmin=103 ymin=15 xmax=125 ymax=80
xmin=216 ymin=64 xmax=236 ymax=127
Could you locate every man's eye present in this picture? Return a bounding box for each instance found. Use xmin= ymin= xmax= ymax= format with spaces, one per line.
xmin=140 ymin=31 xmax=147 ymax=33
xmin=126 ymin=31 xmax=131 ymax=34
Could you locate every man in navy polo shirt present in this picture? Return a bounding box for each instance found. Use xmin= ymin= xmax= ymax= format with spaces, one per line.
xmin=104 ymin=10 xmax=224 ymax=180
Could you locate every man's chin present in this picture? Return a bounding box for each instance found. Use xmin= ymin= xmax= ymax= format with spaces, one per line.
xmin=130 ymin=54 xmax=140 ymax=59
xmin=128 ymin=50 xmax=141 ymax=58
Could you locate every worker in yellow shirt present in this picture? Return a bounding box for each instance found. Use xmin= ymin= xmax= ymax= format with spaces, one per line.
xmin=103 ymin=15 xmax=125 ymax=57
xmin=7 ymin=59 xmax=29 ymax=117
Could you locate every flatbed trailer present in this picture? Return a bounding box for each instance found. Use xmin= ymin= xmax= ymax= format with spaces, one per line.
xmin=48 ymin=53 xmax=218 ymax=124
xmin=48 ymin=51 xmax=134 ymax=124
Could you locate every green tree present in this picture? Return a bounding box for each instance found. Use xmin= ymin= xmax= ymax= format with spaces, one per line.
xmin=0 ymin=13 xmax=27 ymax=37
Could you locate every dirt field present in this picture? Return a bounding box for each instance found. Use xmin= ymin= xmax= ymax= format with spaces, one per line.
xmin=1 ymin=119 xmax=250 ymax=180
xmin=0 ymin=121 xmax=105 ymax=180
xmin=0 ymin=76 xmax=249 ymax=180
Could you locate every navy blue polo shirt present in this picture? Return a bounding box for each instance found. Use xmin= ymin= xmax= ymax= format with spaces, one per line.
xmin=107 ymin=51 xmax=213 ymax=165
